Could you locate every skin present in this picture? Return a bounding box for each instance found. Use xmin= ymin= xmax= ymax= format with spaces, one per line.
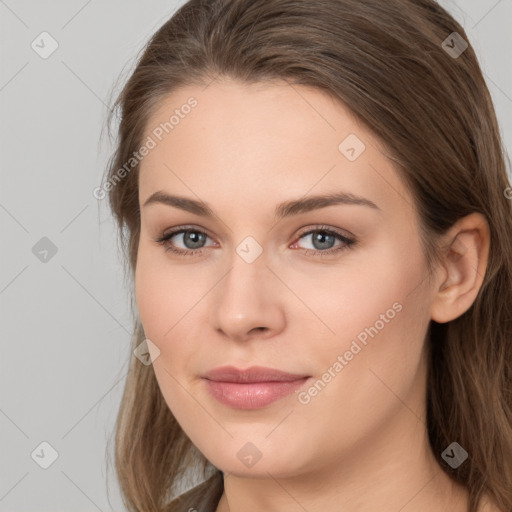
xmin=135 ymin=78 xmax=492 ymax=512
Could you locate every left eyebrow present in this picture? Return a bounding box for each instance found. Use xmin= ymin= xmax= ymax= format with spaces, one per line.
xmin=275 ymin=191 xmax=381 ymax=218
xmin=142 ymin=190 xmax=381 ymax=218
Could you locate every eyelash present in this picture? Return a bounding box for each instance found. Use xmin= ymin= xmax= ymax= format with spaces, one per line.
xmin=154 ymin=225 xmax=356 ymax=258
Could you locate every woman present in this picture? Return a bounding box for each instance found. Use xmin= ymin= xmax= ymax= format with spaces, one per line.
xmin=102 ymin=0 xmax=512 ymax=511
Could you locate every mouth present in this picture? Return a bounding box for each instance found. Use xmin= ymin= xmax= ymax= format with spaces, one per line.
xmin=201 ymin=366 xmax=311 ymax=409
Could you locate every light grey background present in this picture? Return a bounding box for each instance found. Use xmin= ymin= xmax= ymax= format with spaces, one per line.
xmin=1 ymin=1 xmax=511 ymax=510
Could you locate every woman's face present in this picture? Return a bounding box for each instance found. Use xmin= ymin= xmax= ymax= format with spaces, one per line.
xmin=135 ymin=78 xmax=438 ymax=478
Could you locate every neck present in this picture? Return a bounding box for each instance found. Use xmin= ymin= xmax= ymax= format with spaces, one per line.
xmin=214 ymin=363 xmax=469 ymax=512
xmin=215 ymin=428 xmax=468 ymax=512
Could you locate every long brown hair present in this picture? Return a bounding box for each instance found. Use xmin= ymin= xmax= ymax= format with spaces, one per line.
xmin=102 ymin=1 xmax=512 ymax=511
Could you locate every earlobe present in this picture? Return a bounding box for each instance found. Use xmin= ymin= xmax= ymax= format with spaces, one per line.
xmin=430 ymin=213 xmax=490 ymax=324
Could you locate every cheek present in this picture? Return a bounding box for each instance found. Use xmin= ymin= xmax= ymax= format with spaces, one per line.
xmin=316 ymin=243 xmax=430 ymax=411
xmin=135 ymin=242 xmax=200 ymax=340
xmin=135 ymin=254 xmax=166 ymax=339
xmin=290 ymin=235 xmax=430 ymax=393
xmin=286 ymin=236 xmax=425 ymax=349
xmin=135 ymin=245 xmax=190 ymax=340
xmin=134 ymin=245 xmax=209 ymax=377
xmin=134 ymin=249 xmax=200 ymax=415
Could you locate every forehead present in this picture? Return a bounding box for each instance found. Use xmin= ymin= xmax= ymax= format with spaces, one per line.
xmin=138 ymin=79 xmax=413 ymax=218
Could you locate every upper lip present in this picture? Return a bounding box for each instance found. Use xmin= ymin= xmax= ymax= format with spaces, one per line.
xmin=202 ymin=365 xmax=309 ymax=383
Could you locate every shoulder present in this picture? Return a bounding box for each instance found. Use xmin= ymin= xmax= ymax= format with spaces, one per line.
xmin=165 ymin=472 xmax=223 ymax=512
xmin=476 ymin=493 xmax=508 ymax=512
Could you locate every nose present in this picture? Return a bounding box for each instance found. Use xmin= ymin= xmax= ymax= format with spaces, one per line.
xmin=213 ymin=247 xmax=286 ymax=343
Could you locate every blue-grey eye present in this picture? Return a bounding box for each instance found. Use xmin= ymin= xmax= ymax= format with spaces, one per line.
xmin=174 ymin=230 xmax=208 ymax=249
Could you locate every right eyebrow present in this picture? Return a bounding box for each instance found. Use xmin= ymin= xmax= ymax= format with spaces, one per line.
xmin=143 ymin=191 xmax=214 ymax=217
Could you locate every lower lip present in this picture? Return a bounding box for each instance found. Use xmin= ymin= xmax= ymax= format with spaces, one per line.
xmin=203 ymin=377 xmax=310 ymax=409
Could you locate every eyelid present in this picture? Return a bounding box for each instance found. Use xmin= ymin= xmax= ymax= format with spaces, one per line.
xmin=157 ymin=224 xmax=216 ymax=242
xmin=154 ymin=224 xmax=356 ymax=257
xmin=294 ymin=224 xmax=354 ymax=241
xmin=155 ymin=224 xmax=217 ymax=249
xmin=290 ymin=225 xmax=356 ymax=254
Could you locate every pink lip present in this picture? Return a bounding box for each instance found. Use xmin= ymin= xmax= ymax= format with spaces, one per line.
xmin=202 ymin=366 xmax=310 ymax=409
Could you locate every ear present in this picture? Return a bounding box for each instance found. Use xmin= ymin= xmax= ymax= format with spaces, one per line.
xmin=430 ymin=212 xmax=490 ymax=324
